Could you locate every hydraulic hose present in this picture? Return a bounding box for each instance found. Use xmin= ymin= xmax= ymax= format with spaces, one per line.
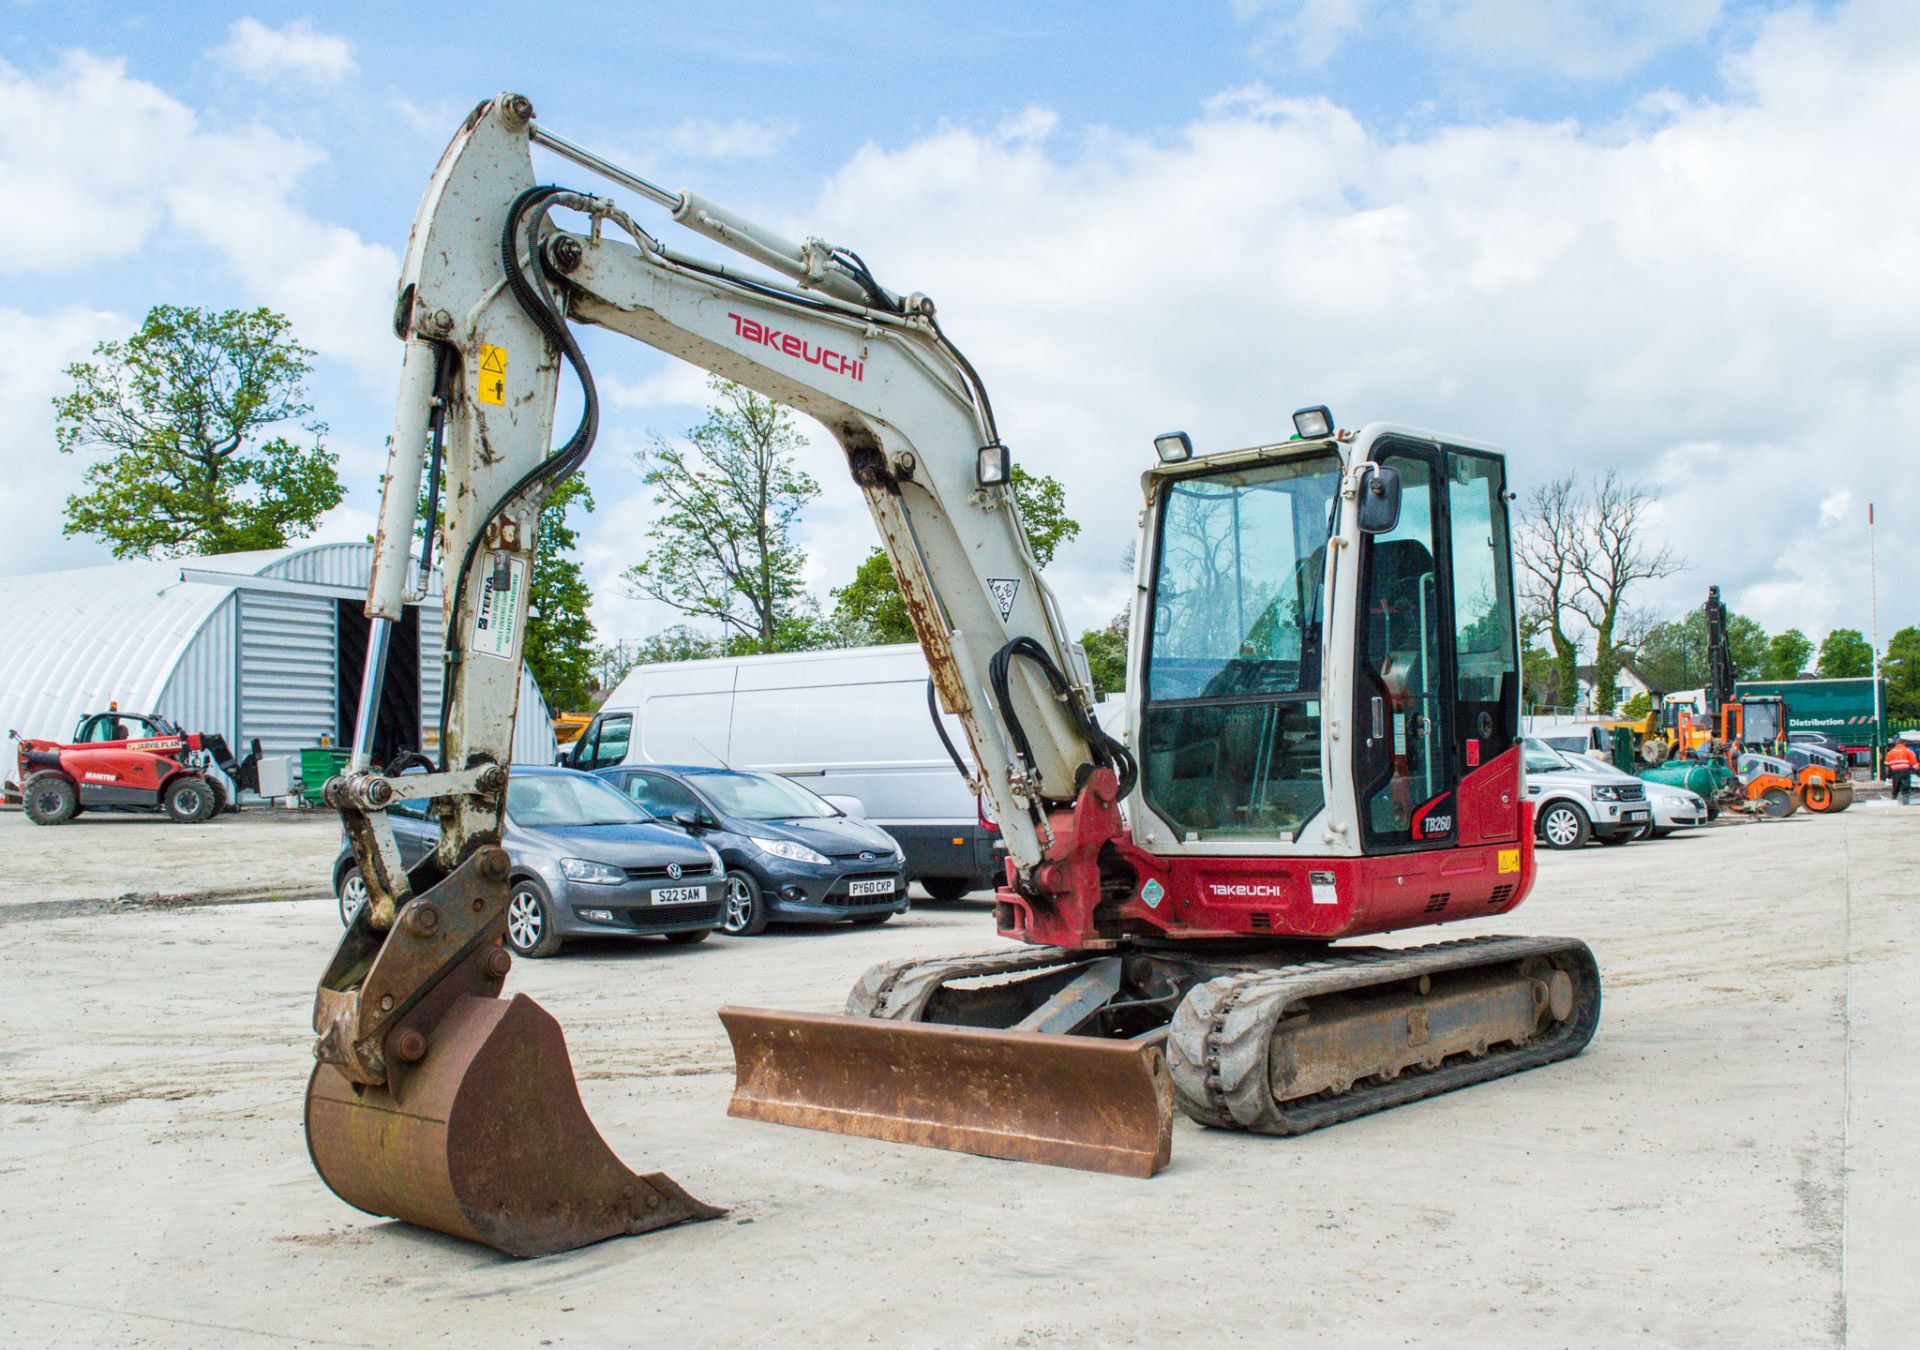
xmin=437 ymin=185 xmax=602 ymax=766
xmin=987 ymin=637 xmax=1136 ymax=802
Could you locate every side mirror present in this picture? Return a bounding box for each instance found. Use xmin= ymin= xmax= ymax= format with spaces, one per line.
xmin=821 ymin=794 xmax=865 ymax=819
xmin=671 ymin=810 xmax=701 ymax=830
xmin=1357 ymin=464 xmax=1402 ymax=535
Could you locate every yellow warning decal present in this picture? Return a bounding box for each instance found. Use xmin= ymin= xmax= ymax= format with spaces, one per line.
xmin=1497 ymin=847 xmax=1521 ymax=874
xmin=477 ymin=344 xmax=507 ymax=406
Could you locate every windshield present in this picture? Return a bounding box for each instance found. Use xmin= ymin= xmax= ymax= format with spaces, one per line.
xmin=1146 ymin=452 xmax=1342 ymax=701
xmin=1522 ymin=739 xmax=1575 ymax=773
xmin=694 ymin=771 xmax=837 ymax=821
xmin=506 ymin=773 xmax=653 ymax=828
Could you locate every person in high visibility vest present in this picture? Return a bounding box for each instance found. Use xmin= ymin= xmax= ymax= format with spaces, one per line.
xmin=1885 ymin=740 xmax=1918 ymax=805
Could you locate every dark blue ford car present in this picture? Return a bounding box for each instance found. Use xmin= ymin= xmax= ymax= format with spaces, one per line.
xmin=594 ymin=764 xmax=908 ymax=936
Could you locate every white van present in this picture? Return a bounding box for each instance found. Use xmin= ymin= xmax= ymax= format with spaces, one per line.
xmin=567 ymin=644 xmax=1001 ymax=901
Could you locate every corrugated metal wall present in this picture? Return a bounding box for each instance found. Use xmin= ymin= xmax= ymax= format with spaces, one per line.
xmin=513 ymin=669 xmax=555 ymax=766
xmin=419 ymin=595 xmax=446 ymax=756
xmin=4 ymin=542 xmax=558 ymax=784
xmin=155 ymin=594 xmax=239 ymax=745
xmin=238 ymin=589 xmax=337 ymax=755
xmin=262 ymin=542 xmax=382 ymax=592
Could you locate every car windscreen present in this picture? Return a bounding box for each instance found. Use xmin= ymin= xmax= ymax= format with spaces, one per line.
xmin=506 ymin=773 xmax=653 ymax=828
xmin=692 ymin=771 xmax=837 ymax=821
xmin=1522 ymin=739 xmax=1574 ymax=773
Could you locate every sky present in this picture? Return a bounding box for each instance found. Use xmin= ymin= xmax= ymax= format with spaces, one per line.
xmin=1 ymin=0 xmax=1912 ymax=661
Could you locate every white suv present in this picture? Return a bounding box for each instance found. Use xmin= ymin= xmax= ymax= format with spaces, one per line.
xmin=1522 ymin=737 xmax=1654 ymax=850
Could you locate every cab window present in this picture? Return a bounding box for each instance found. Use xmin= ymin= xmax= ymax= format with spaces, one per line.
xmin=1138 ymin=451 xmax=1342 ymax=841
xmin=620 ymin=772 xmax=702 ymax=819
xmin=76 ymin=714 xmax=156 ymax=742
xmin=574 ymin=714 xmax=632 ymax=771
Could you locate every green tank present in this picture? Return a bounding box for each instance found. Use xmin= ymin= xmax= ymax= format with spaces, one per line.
xmin=1640 ymin=760 xmax=1733 ymax=799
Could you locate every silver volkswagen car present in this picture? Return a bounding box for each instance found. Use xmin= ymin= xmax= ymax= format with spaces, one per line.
xmin=333 ymin=765 xmax=726 ymax=957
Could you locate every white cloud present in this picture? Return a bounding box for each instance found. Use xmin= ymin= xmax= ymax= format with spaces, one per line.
xmin=1415 ymin=0 xmax=1726 ymax=80
xmin=1234 ymin=0 xmax=1726 ymax=78
xmin=0 ymin=54 xmax=396 ymax=575
xmin=212 ymin=18 xmax=355 ymax=85
xmin=0 ymin=307 xmax=134 ymax=576
xmin=657 ymin=118 xmax=799 ymax=161
xmin=1234 ymin=0 xmax=1380 ymax=68
xmin=748 ymin=0 xmax=1920 ymax=643
xmin=0 ymin=54 xmax=395 ymax=374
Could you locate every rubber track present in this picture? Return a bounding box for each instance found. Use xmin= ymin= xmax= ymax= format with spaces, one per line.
xmin=847 ymin=947 xmax=1089 ymax=1021
xmin=1166 ymin=935 xmax=1601 ymax=1134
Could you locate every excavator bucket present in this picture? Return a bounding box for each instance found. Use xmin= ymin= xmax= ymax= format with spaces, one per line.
xmin=307 ymin=992 xmax=723 ymax=1258
xmin=720 ymin=1006 xmax=1173 ymax=1178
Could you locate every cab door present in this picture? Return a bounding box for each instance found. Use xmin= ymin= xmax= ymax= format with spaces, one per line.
xmin=1352 ymin=442 xmax=1453 ymax=851
xmin=1349 ymin=438 xmax=1521 ymax=854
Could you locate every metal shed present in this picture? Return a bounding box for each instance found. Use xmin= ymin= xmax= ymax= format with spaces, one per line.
xmin=0 ymin=542 xmax=557 ymax=790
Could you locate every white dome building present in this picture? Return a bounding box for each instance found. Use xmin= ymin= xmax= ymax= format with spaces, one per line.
xmin=1 ymin=542 xmax=557 ymax=791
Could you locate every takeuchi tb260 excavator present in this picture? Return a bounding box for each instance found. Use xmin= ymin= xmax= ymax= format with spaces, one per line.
xmin=306 ymin=93 xmax=1602 ymax=1258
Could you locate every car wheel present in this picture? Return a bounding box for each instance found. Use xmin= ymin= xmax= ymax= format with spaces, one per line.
xmin=664 ymin=928 xmax=711 ymax=945
xmin=1596 ymin=830 xmax=1633 ymax=846
xmin=1538 ymin=801 xmax=1590 ymax=850
xmin=848 ymin=911 xmax=894 ymax=926
xmin=721 ymin=871 xmax=770 ymax=936
xmin=1650 ymin=827 xmax=1674 ymax=839
xmin=24 ymin=774 xmax=78 ymax=826
xmin=164 ymin=775 xmax=216 ymax=824
xmin=504 ymin=878 xmax=563 ymax=958
xmin=1627 ymin=821 xmax=1653 ymax=841
xmin=337 ymin=867 xmax=370 ymax=927
xmin=919 ymin=876 xmax=976 ymax=904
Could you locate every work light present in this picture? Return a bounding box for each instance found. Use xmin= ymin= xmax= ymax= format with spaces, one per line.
xmin=976 ymin=442 xmax=1012 ymax=487
xmin=1292 ymin=405 xmax=1334 ymax=439
xmin=1153 ymin=432 xmax=1193 ymax=464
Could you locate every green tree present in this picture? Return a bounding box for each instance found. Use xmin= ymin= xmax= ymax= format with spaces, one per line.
xmin=1521 ymin=643 xmax=1568 ymax=710
xmin=623 ymin=378 xmax=819 ymax=652
xmin=1817 ymin=627 xmax=1873 ymax=678
xmin=1080 ymin=613 xmax=1129 ymax=697
xmin=1618 ymin=691 xmax=1653 ymax=721
xmin=525 ymin=477 xmax=596 ymax=711
xmin=54 ymin=305 xmax=342 ymax=558
xmin=831 ymin=548 xmax=917 ymax=645
xmin=831 ymin=465 xmax=1081 ymax=643
xmin=1882 ymin=625 xmax=1920 ymax=720
xmin=1634 ymin=607 xmax=1769 ymax=692
xmin=1762 ymin=628 xmax=1814 ymax=681
xmin=592 ymin=626 xmax=725 ymax=690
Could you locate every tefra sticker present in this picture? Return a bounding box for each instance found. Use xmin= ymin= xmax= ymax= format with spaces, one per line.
xmin=471 ymin=553 xmax=525 ymax=660
xmin=478 ymin=344 xmax=507 ymax=406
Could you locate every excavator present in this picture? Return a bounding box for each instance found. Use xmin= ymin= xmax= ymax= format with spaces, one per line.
xmin=306 ymin=93 xmax=1601 ymax=1258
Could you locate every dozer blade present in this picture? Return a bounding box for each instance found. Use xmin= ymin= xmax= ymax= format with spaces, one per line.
xmin=720 ymin=1005 xmax=1173 ymax=1177
xmin=307 ymin=992 xmax=723 ymax=1258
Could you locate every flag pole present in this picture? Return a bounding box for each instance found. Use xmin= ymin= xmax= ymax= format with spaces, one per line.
xmin=1870 ymin=500 xmax=1883 ymax=774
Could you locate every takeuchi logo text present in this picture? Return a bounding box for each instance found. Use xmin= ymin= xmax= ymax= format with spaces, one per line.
xmin=728 ymin=313 xmax=864 ymax=381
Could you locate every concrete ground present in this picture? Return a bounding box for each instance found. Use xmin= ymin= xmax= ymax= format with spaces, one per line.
xmin=0 ymin=805 xmax=1915 ymax=1347
xmin=0 ymin=807 xmax=338 ymax=919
